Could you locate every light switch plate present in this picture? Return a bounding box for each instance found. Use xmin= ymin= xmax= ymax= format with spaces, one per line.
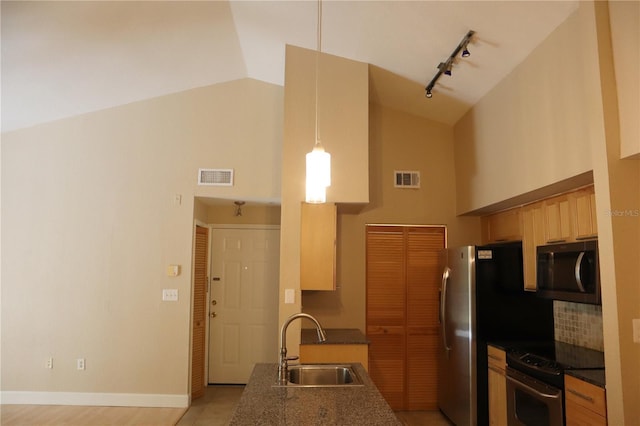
xmin=633 ymin=319 xmax=640 ymax=343
xmin=284 ymin=288 xmax=295 ymax=304
xmin=162 ymin=289 xmax=179 ymax=302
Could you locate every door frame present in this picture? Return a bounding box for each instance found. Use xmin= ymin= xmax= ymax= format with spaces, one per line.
xmin=201 ymin=224 xmax=280 ymax=385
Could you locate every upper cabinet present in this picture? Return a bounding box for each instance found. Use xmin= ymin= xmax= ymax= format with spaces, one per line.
xmin=544 ymin=194 xmax=573 ymax=243
xmin=300 ymin=202 xmax=337 ymax=290
xmin=482 ymin=185 xmax=597 ymax=291
xmin=572 ymin=186 xmax=598 ymax=240
xmin=481 ymin=208 xmax=522 ymax=243
xmin=521 ymin=201 xmax=545 ymax=291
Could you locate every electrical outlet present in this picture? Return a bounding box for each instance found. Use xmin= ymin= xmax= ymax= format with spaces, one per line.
xmin=77 ymin=358 xmax=86 ymax=370
xmin=46 ymin=357 xmax=53 ymax=369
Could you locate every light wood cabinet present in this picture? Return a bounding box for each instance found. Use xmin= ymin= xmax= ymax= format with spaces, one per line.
xmin=565 ymin=374 xmax=607 ymax=426
xmin=484 ymin=185 xmax=597 ymax=292
xmin=299 ymin=344 xmax=369 ymax=371
xmin=521 ymin=201 xmax=545 ymax=291
xmin=482 ymin=208 xmax=522 ymax=244
xmin=573 ymin=186 xmax=598 ymax=240
xmin=300 ymin=202 xmax=336 ymax=290
xmin=544 ymin=194 xmax=573 ymax=243
xmin=487 ymin=345 xmax=507 ymax=426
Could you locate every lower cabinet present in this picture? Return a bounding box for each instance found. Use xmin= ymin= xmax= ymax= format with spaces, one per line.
xmin=565 ymin=374 xmax=607 ymax=426
xmin=299 ymin=343 xmax=369 ymax=371
xmin=487 ymin=345 xmax=507 ymax=426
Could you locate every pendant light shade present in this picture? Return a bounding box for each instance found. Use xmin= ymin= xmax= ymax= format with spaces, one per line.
xmin=306 ymin=141 xmax=331 ymax=203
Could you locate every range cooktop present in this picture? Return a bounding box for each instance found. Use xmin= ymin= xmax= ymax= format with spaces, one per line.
xmin=506 ymin=340 xmax=605 ymax=388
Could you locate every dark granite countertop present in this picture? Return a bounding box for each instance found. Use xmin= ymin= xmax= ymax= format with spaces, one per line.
xmin=229 ymin=363 xmax=401 ymax=425
xmin=301 ymin=328 xmax=369 ymax=345
xmin=566 ymin=369 xmax=606 ymax=388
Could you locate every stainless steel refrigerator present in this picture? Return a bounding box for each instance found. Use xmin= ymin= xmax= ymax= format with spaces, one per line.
xmin=437 ymin=242 xmax=554 ymax=426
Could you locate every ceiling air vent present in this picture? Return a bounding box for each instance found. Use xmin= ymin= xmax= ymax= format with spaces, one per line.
xmin=394 ymin=170 xmax=420 ymax=189
xmin=198 ymin=168 xmax=234 ymax=186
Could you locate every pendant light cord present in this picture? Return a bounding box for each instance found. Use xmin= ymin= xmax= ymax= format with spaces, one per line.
xmin=315 ymin=0 xmax=322 ymax=146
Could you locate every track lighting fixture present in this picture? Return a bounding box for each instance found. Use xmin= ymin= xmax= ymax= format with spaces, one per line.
xmin=425 ymin=30 xmax=475 ymax=98
xmin=461 ymin=41 xmax=471 ymax=58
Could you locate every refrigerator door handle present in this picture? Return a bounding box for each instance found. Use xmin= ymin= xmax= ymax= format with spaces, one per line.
xmin=440 ymin=267 xmax=451 ymax=353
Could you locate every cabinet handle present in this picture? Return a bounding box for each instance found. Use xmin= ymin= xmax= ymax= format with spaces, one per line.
xmin=488 ymin=365 xmax=505 ymax=374
xmin=567 ymin=387 xmax=594 ymax=402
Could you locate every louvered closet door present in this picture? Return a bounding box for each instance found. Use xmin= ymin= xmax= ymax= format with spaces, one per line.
xmin=191 ymin=225 xmax=209 ymax=399
xmin=406 ymin=226 xmax=444 ymax=410
xmin=366 ymin=226 xmax=406 ymax=410
xmin=366 ymin=225 xmax=445 ymax=411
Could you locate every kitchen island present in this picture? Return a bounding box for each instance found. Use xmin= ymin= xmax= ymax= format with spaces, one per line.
xmin=228 ymin=363 xmax=401 ymax=425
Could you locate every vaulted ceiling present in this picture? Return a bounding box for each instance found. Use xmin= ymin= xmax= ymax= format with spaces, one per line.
xmin=1 ymin=1 xmax=578 ymax=132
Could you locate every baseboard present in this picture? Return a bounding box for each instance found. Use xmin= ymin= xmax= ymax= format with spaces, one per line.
xmin=0 ymin=391 xmax=189 ymax=408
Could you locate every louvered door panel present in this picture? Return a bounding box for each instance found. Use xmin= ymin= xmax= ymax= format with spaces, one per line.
xmin=191 ymin=225 xmax=208 ymax=399
xmin=406 ymin=227 xmax=444 ymax=410
xmin=367 ymin=325 xmax=406 ymax=410
xmin=366 ymin=227 xmax=406 ymax=326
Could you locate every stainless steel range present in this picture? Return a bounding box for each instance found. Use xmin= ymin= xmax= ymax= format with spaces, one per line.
xmin=505 ymin=341 xmax=605 ymax=426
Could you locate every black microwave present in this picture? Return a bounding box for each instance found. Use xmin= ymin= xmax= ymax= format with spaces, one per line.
xmin=536 ymin=240 xmax=600 ymax=304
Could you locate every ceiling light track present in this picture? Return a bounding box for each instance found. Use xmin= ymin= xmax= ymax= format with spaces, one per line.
xmin=425 ymin=30 xmax=475 ymax=98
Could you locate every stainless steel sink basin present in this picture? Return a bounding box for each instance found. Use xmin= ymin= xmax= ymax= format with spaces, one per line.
xmin=276 ymin=364 xmax=364 ymax=387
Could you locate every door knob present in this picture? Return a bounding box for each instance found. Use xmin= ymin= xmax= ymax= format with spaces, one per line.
xmin=210 ymin=312 xmax=217 ymax=318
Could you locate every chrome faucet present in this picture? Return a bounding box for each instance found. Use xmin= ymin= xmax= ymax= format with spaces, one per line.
xmin=277 ymin=312 xmax=327 ymax=384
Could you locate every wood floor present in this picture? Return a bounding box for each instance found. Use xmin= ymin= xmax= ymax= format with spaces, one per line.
xmin=1 ymin=385 xmax=453 ymax=425
xmin=0 ymin=404 xmax=186 ymax=426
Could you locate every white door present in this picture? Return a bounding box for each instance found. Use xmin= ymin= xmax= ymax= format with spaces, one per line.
xmin=208 ymin=227 xmax=280 ymax=384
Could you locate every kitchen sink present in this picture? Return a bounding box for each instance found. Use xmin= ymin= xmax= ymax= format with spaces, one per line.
xmin=276 ymin=364 xmax=364 ymax=387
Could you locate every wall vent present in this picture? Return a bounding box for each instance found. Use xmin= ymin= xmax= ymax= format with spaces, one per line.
xmin=394 ymin=171 xmax=420 ymax=188
xmin=198 ymin=168 xmax=234 ymax=186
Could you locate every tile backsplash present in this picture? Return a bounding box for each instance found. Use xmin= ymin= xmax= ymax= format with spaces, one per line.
xmin=554 ymin=300 xmax=604 ymax=351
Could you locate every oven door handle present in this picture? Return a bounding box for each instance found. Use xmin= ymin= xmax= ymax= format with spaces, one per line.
xmin=505 ymin=372 xmax=562 ymax=400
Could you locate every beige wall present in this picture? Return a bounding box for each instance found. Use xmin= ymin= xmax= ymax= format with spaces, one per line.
xmin=454 ymin=7 xmax=596 ymax=215
xmin=1 ymin=78 xmax=282 ymax=404
xmin=200 ymin=202 xmax=281 ymax=226
xmin=279 ymin=45 xmax=369 ymax=355
xmin=608 ymin=0 xmax=640 ymax=159
xmin=302 ymin=102 xmax=480 ymax=331
xmin=453 ymin=2 xmax=639 ymax=423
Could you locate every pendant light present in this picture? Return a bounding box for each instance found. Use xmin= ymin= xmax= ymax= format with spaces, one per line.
xmin=305 ymin=0 xmax=331 ymax=204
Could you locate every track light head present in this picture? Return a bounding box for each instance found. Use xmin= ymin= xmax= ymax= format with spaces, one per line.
xmin=461 ymin=47 xmax=470 ymax=57
xmin=425 ymin=88 xmax=433 ymax=98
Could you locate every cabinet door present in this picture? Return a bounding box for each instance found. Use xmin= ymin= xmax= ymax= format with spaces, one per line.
xmin=565 ymin=374 xmax=607 ymax=426
xmin=487 ymin=346 xmax=507 ymax=426
xmin=573 ymin=186 xmax=598 ymax=240
xmin=482 ymin=208 xmax=522 ymax=243
xmin=521 ymin=202 xmax=545 ymax=291
xmin=544 ymin=195 xmax=573 ymax=243
xmin=300 ymin=202 xmax=336 ymax=290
